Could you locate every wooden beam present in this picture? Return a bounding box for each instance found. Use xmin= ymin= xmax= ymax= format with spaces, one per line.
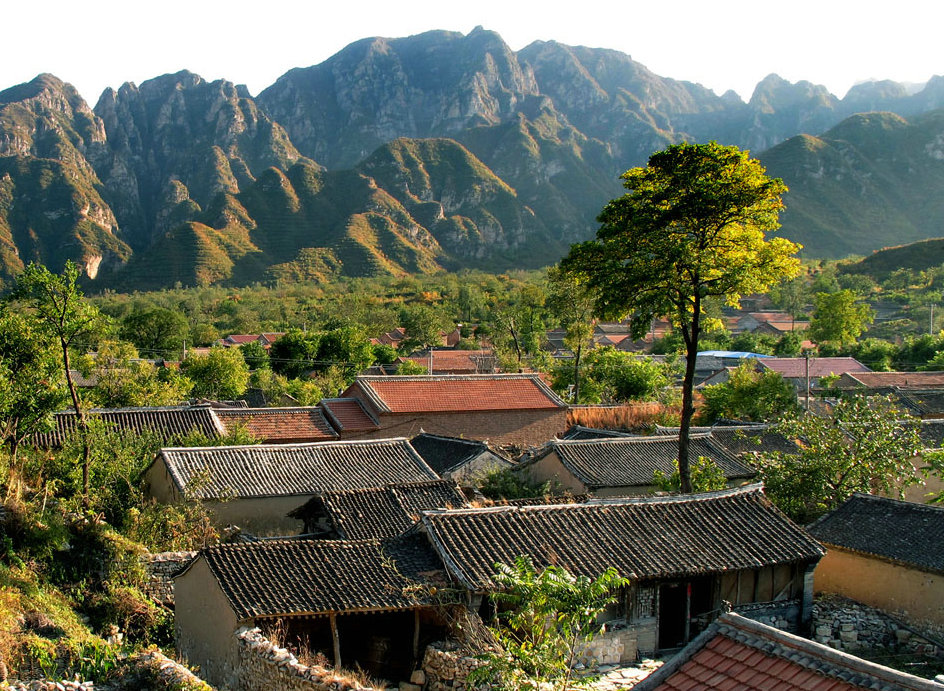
xmin=330 ymin=612 xmax=341 ymax=668
xmin=413 ymin=608 xmax=421 ymax=661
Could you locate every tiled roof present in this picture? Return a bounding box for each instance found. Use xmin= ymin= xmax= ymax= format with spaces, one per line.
xmin=421 ymin=485 xmax=824 ymax=590
xmin=409 ymin=433 xmax=509 ymax=475
xmin=318 ymin=398 xmax=380 ymax=432
xmin=559 ymin=426 xmax=638 ymax=441
xmin=223 ymin=334 xmax=261 ymax=345
xmin=33 ymin=405 xmax=225 ymax=448
xmin=187 ymin=533 xmax=445 ymax=620
xmin=807 ymin=493 xmax=944 ymax=574
xmin=301 ymin=480 xmax=468 ymax=540
xmin=346 ymin=374 xmax=568 ymax=414
xmin=633 ymin=612 xmax=941 ymax=691
xmin=402 ymin=350 xmax=498 ymax=374
xmin=529 ymin=434 xmax=756 ymax=489
xmin=917 ymin=419 xmax=944 ymax=449
xmin=214 ymin=407 xmax=338 ymax=442
xmin=156 ymin=438 xmax=439 ymax=500
xmin=759 ymin=357 xmax=870 ymax=379
xmin=655 ymin=424 xmax=799 ymax=456
xmin=891 ymin=389 xmax=944 ymax=416
xmin=843 ymin=370 xmax=944 ymax=388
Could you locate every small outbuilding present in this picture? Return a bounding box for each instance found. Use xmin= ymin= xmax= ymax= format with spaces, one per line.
xmin=143 ymin=438 xmax=439 ymax=535
xmin=516 ymin=433 xmax=756 ymax=497
xmin=808 ymin=493 xmax=944 ymax=628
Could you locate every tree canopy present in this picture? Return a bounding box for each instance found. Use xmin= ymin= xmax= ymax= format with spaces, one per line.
xmin=561 ymin=141 xmax=800 ymax=491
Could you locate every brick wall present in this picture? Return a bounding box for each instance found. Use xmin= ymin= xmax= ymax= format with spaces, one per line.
xmin=351 ymin=409 xmax=568 ymax=449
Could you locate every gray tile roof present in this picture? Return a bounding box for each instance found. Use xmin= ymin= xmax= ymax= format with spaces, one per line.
xmin=559 ymin=425 xmax=638 ymax=441
xmin=156 ymin=438 xmax=439 ymax=500
xmin=186 ymin=533 xmax=445 ymax=620
xmin=33 ymin=405 xmax=225 ymax=448
xmin=293 ymin=480 xmax=468 ymax=540
xmin=409 ymin=433 xmax=509 ymax=475
xmin=421 ymin=485 xmax=825 ymax=591
xmin=633 ymin=612 xmax=943 ymax=691
xmin=807 ymin=493 xmax=944 ymax=574
xmin=529 ymin=433 xmax=756 ymax=489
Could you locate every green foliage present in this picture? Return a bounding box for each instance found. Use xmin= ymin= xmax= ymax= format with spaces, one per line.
xmin=0 ymin=310 xmax=67 ymax=457
xmin=699 ymin=362 xmax=798 ymax=423
xmin=119 ymin=307 xmax=189 ymax=359
xmin=238 ymin=340 xmax=270 ymax=369
xmin=77 ymin=340 xmax=192 ymax=408
xmin=809 ymin=290 xmax=874 ymax=346
xmin=561 ymin=142 xmax=799 ymax=492
xmin=758 ymin=396 xmax=922 ymax=523
xmin=476 ymin=468 xmax=553 ymax=501
xmin=181 ymin=346 xmax=250 ymax=400
xmin=396 ymin=359 xmax=429 ymax=375
xmin=470 ymin=556 xmax=628 ymax=691
xmin=551 ymin=347 xmax=671 ymax=404
xmin=399 ymin=303 xmax=451 ymax=352
xmin=652 ymin=456 xmax=727 ymax=493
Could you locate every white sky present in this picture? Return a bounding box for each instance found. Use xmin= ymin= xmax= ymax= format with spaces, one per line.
xmin=3 ymin=0 xmax=939 ymax=105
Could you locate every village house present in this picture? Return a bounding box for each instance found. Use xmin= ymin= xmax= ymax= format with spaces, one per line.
xmin=337 ymin=374 xmax=569 ymax=448
xmin=32 ymin=404 xmax=226 ymax=448
xmin=655 ymin=423 xmax=800 ymax=460
xmin=420 ymin=484 xmax=825 ymax=657
xmin=409 ymin=432 xmax=512 ymax=485
xmin=400 ymin=348 xmax=498 ymax=375
xmin=515 ymin=434 xmax=757 ymax=497
xmin=213 ymin=406 xmax=339 ymax=443
xmin=142 ymin=437 xmax=440 ymax=535
xmin=174 ymin=533 xmax=452 ymax=689
xmin=288 ymin=479 xmax=468 ymax=539
xmin=633 ymin=611 xmax=942 ymax=691
xmin=758 ymin=356 xmax=871 ymax=392
xmin=808 ymin=493 xmax=944 ymax=629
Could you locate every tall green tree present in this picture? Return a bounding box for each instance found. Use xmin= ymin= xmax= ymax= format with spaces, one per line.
xmin=9 ymin=261 xmax=109 ymax=503
xmin=698 ymin=361 xmax=798 ymax=423
xmin=77 ymin=340 xmax=192 ymax=408
xmin=759 ymin=395 xmax=921 ymax=523
xmin=561 ymin=142 xmax=799 ymax=492
xmin=119 ymin=307 xmax=189 ymax=359
xmin=546 ymin=267 xmax=595 ymax=402
xmin=0 ymin=310 xmax=68 ymax=462
xmin=182 ymin=347 xmax=250 ymax=400
xmin=809 ymin=290 xmax=874 ymax=346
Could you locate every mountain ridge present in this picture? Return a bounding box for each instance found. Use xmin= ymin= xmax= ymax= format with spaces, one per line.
xmin=0 ymin=29 xmax=943 ymax=290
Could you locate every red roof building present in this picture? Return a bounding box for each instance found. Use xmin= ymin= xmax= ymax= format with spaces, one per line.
xmin=634 ymin=612 xmax=940 ymax=691
xmin=338 ymin=374 xmax=568 ymax=447
xmin=214 ymin=407 xmax=338 ymax=443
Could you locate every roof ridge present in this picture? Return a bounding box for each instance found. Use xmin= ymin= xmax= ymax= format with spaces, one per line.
xmin=161 ymin=436 xmax=412 ymax=453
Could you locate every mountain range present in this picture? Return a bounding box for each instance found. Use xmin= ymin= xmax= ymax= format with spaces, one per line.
xmin=1 ymin=27 xmax=944 ymax=290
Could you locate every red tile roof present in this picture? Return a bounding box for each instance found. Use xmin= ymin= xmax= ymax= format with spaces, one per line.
xmin=214 ymin=407 xmax=338 ymax=442
xmin=843 ymin=370 xmax=944 ymax=388
xmin=402 ymin=350 xmax=497 ymax=374
xmin=319 ymin=398 xmax=380 ymax=431
xmin=634 ymin=612 xmax=940 ymax=691
xmin=345 ymin=374 xmax=567 ymax=414
xmin=223 ymin=334 xmax=260 ymax=345
xmin=759 ymin=357 xmax=871 ymax=379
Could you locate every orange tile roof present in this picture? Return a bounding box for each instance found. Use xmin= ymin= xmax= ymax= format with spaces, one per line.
xmin=635 ymin=612 xmax=938 ymax=691
xmin=347 ymin=374 xmax=567 ymax=414
xmin=214 ymin=407 xmax=338 ymax=442
xmin=403 ymin=350 xmax=497 ymax=374
xmin=319 ymin=398 xmax=380 ymax=431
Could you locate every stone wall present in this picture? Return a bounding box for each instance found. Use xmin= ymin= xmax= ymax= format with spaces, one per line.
xmin=812 ymin=596 xmax=944 ymax=657
xmin=420 ymin=642 xmax=484 ymax=691
xmin=141 ymin=550 xmax=196 ymax=606
xmin=234 ymin=627 xmax=377 ymax=691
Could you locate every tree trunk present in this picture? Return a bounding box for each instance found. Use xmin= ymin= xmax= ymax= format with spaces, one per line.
xmin=572 ymin=342 xmax=583 ymax=403
xmin=678 ymin=297 xmax=701 ymax=494
xmin=61 ymin=341 xmax=91 ymax=505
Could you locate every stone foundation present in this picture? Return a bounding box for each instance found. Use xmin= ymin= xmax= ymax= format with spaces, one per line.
xmin=234 ymin=627 xmax=378 ymax=691
xmin=812 ymin=596 xmax=944 ymax=656
xmin=141 ymin=550 xmax=197 ymax=606
xmin=419 ymin=641 xmax=485 ymax=691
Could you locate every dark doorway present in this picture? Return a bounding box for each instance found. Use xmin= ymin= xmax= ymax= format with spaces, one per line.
xmin=658 ymin=577 xmax=716 ymax=649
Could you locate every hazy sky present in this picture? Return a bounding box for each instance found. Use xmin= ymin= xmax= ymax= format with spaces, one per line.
xmin=3 ymin=0 xmax=938 ymax=105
